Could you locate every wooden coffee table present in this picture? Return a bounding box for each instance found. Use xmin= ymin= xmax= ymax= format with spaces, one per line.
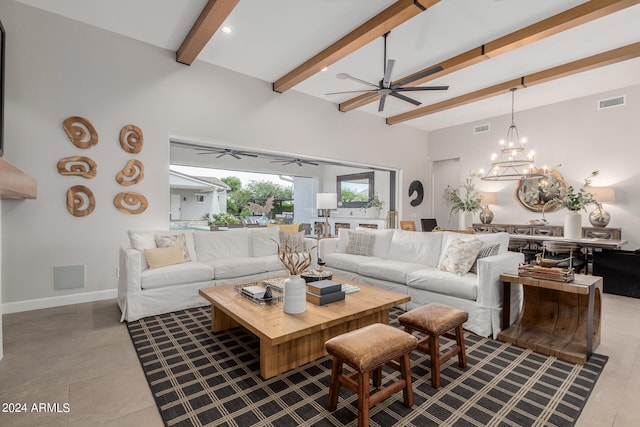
xmin=198 ymin=278 xmax=410 ymax=379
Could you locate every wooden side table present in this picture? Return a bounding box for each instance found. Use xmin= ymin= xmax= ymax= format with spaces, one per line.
xmin=499 ymin=273 xmax=602 ymax=364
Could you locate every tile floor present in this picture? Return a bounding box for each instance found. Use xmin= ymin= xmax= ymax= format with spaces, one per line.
xmin=0 ymin=294 xmax=639 ymax=427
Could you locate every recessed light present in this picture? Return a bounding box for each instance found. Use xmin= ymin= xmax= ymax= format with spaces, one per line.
xmin=321 ymin=67 xmax=328 ymax=72
xmin=221 ymin=26 xmax=232 ymax=34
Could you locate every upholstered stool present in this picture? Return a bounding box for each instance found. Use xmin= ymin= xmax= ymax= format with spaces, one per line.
xmin=398 ymin=304 xmax=468 ymax=388
xmin=325 ymin=323 xmax=418 ymax=427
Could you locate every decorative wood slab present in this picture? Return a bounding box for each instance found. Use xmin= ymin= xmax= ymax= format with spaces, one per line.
xmin=57 ymin=156 xmax=97 ymax=179
xmin=119 ymin=125 xmax=144 ymax=154
xmin=116 ymin=159 xmax=144 ymax=186
xmin=66 ymin=185 xmax=95 ymax=217
xmin=63 ymin=116 xmax=98 ymax=149
xmin=114 ymin=191 xmax=148 ymax=214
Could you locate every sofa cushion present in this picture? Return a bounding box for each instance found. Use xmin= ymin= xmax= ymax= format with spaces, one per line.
xmin=438 ymin=237 xmax=483 ymax=275
xmin=256 ymin=255 xmax=285 ymax=273
xmin=387 ymin=230 xmax=443 ymax=267
xmin=268 ymin=223 xmax=300 ymax=233
xmin=155 ymin=234 xmax=191 ymax=262
xmin=358 ymin=259 xmax=426 ymax=284
xmin=345 ymin=230 xmax=375 ymax=256
xmin=250 ymin=227 xmax=279 ymax=257
xmin=440 ymin=231 xmax=509 ymax=262
xmin=144 ymin=246 xmax=185 ymax=269
xmin=406 ymin=268 xmax=478 ymax=301
xmin=336 ymin=228 xmax=393 ymax=258
xmin=324 ymin=253 xmax=384 ymax=273
xmin=194 ymin=229 xmax=251 ymax=262
xmin=128 ymin=229 xmax=198 ymax=269
xmin=210 ymin=257 xmax=266 ymax=279
xmin=141 ymin=262 xmax=214 ymax=290
xmin=469 ymin=243 xmax=500 ymax=274
xmin=279 ymin=231 xmax=305 ymax=250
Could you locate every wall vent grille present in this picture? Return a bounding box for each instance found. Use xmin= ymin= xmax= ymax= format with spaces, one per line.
xmin=53 ymin=265 xmax=85 ymax=290
xmin=473 ymin=123 xmax=490 ymax=134
xmin=598 ymin=95 xmax=625 ymax=110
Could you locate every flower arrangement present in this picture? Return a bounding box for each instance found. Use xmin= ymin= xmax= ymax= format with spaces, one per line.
xmin=365 ymin=194 xmax=384 ymax=209
xmin=443 ymin=172 xmax=482 ymax=217
xmin=245 ymin=196 xmax=274 ymax=215
xmin=272 ymin=235 xmax=316 ymax=275
xmin=547 ymin=171 xmax=599 ymax=212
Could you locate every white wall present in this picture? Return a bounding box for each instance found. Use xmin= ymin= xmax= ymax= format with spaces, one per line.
xmin=0 ymin=1 xmax=429 ymax=307
xmin=428 ymin=84 xmax=640 ymax=248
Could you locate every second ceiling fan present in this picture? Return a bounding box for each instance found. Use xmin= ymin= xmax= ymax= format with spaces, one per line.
xmin=326 ymin=32 xmax=449 ymax=112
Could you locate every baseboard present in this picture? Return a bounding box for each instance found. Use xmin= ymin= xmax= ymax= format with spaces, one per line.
xmin=1 ymin=289 xmax=117 ymax=314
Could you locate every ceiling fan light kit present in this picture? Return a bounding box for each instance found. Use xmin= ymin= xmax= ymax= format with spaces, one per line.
xmin=482 ymin=88 xmax=544 ymax=182
xmin=326 ymin=32 xmax=448 ymax=112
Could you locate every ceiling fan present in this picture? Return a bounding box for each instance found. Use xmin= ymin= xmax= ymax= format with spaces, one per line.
xmin=195 ymin=148 xmax=258 ymax=159
xmin=271 ymin=158 xmax=319 ymax=167
xmin=325 ymin=32 xmax=449 ymax=112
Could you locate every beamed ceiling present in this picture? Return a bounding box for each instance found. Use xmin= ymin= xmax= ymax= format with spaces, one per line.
xmin=18 ymin=0 xmax=640 ymax=131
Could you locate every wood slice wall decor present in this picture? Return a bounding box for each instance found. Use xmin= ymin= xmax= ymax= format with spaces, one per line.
xmin=116 ymin=159 xmax=144 ymax=186
xmin=57 ymin=156 xmax=97 ymax=179
xmin=119 ymin=125 xmax=144 ymax=154
xmin=114 ymin=191 xmax=148 ymax=215
xmin=66 ymin=185 xmax=96 ymax=217
xmin=63 ymin=116 xmax=98 ymax=149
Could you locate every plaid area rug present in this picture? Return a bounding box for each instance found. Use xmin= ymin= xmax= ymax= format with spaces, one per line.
xmin=127 ymin=307 xmax=607 ymax=427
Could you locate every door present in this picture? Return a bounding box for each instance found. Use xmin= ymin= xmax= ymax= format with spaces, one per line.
xmin=432 ymin=158 xmax=460 ymax=230
xmin=170 ymin=193 xmax=181 ymax=220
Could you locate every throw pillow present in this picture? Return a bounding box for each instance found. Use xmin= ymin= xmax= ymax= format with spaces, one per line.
xmin=438 ymin=237 xmax=483 ymax=275
xmin=155 ymin=233 xmax=191 ymax=262
xmin=279 ymin=231 xmax=305 ymax=250
xmin=144 ymin=246 xmax=185 ymax=269
xmin=345 ymin=230 xmax=375 ymax=256
xmin=469 ymin=243 xmax=500 ymax=274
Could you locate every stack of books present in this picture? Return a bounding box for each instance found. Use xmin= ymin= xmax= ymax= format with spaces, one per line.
xmin=306 ymin=279 xmax=345 ymax=306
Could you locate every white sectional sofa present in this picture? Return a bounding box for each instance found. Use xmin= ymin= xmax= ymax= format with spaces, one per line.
xmin=118 ymin=226 xmax=314 ymax=322
xmin=318 ymin=228 xmax=524 ymax=338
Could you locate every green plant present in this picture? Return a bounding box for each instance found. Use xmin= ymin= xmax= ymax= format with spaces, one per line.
xmin=547 ymin=171 xmax=599 ymax=212
xmin=443 ymin=172 xmax=482 ymax=217
xmin=365 ymin=194 xmax=384 ymax=209
xmin=209 ymin=213 xmax=241 ymax=226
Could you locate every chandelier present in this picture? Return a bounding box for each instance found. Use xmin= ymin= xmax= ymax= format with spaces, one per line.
xmin=482 ymin=88 xmax=544 ymax=181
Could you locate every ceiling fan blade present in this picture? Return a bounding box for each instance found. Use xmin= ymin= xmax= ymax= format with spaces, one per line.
xmin=196 ymin=151 xmax=219 ymax=155
xmin=336 ymin=73 xmax=379 ymax=89
xmin=389 ymin=91 xmax=421 ymax=106
xmin=378 ymin=93 xmax=387 ymax=112
xmin=325 ymin=89 xmax=378 ymax=95
xmin=230 ymin=153 xmax=242 ymax=159
xmin=237 ymin=152 xmax=258 ymax=158
xmin=382 ymin=59 xmax=395 ymax=88
xmin=391 ymin=65 xmax=444 ymax=88
xmin=216 ymin=153 xmax=226 ymax=158
xmin=394 ymin=85 xmax=449 ymax=92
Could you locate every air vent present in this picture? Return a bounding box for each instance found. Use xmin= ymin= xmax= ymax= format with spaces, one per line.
xmin=598 ymin=95 xmax=625 ymax=110
xmin=473 ymin=124 xmax=490 ymax=134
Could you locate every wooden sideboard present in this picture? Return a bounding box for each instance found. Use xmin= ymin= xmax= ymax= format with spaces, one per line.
xmin=472 ymin=223 xmax=621 ymax=240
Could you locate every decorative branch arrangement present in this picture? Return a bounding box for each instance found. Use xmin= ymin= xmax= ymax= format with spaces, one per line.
xmin=272 ymin=235 xmax=315 ymax=275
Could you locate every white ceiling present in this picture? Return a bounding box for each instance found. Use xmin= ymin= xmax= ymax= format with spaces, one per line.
xmin=17 ymin=0 xmax=640 ymax=132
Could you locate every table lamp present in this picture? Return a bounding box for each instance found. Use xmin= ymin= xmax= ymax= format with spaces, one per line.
xmin=585 ymin=186 xmax=615 ymax=227
xmin=316 ymin=193 xmax=337 ymax=237
xmin=478 ymin=192 xmax=497 ymax=224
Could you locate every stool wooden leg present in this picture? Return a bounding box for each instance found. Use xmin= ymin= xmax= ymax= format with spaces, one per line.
xmin=430 ymin=335 xmax=441 ymax=388
xmin=400 ymin=353 xmax=414 ymax=407
xmin=456 ymin=325 xmax=467 ymax=368
xmin=358 ymin=371 xmax=371 ymax=427
xmin=327 ymin=357 xmax=342 ymax=411
xmin=372 ymin=366 xmax=382 ymax=388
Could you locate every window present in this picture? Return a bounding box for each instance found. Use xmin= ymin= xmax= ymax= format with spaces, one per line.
xmin=337 ymin=172 xmax=374 ymax=208
xmin=195 ymin=194 xmax=205 ymax=204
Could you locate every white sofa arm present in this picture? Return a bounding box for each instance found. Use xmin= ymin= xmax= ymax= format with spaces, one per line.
xmin=118 ymin=247 xmax=143 ymax=298
xmin=317 ymin=237 xmax=338 ymax=260
xmin=475 ymin=251 xmax=523 ymax=308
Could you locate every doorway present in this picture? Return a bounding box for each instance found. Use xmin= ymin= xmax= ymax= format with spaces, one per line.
xmin=432 ymin=158 xmax=460 ymax=229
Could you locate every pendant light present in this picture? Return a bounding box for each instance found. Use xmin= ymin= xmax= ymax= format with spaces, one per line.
xmin=482 ymin=88 xmax=544 ymax=181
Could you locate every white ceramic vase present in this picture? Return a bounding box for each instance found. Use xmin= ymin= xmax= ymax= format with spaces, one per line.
xmin=283 ymin=275 xmax=307 ymax=314
xmin=564 ymin=210 xmax=582 ymax=239
xmin=459 ymin=211 xmax=473 ymax=230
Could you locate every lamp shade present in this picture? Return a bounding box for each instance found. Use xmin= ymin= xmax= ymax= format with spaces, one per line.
xmin=585 ymin=186 xmax=615 ymax=204
xmin=316 ymin=193 xmax=337 ymax=209
xmin=478 ymin=191 xmax=497 ymax=205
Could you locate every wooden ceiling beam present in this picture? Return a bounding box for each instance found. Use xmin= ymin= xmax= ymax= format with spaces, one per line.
xmin=386 ymin=42 xmax=640 ymax=125
xmin=272 ymin=0 xmax=440 ymax=93
xmin=340 ymin=0 xmax=640 ymax=112
xmin=176 ymin=0 xmax=240 ymax=65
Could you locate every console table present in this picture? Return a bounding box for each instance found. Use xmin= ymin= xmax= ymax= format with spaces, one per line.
xmin=499 ymin=273 xmax=602 ymax=364
xmin=473 ymin=223 xmax=621 ymax=240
